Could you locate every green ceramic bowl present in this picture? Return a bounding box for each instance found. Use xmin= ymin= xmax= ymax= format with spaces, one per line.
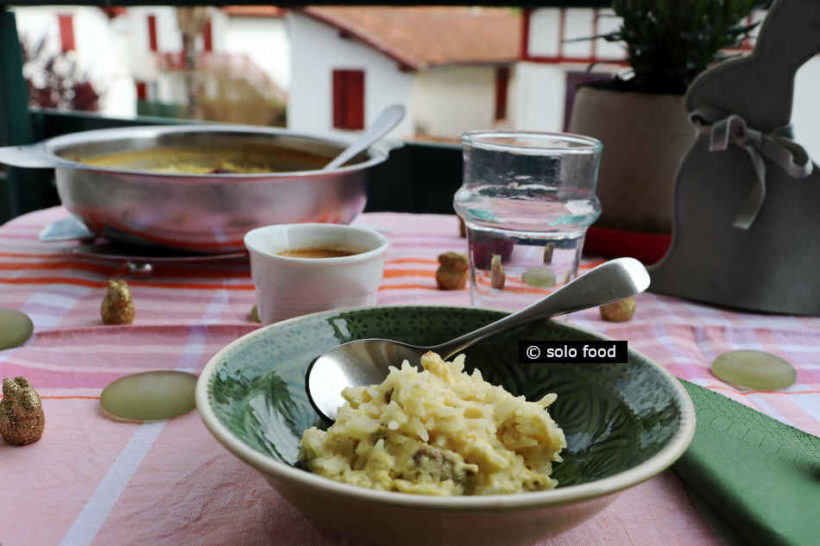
xmin=197 ymin=306 xmax=695 ymax=546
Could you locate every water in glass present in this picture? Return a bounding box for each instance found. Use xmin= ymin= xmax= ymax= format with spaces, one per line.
xmin=455 ymin=132 xmax=603 ymax=311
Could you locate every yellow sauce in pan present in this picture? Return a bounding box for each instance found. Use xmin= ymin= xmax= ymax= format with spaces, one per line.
xmin=74 ymin=147 xmax=277 ymax=174
xmin=70 ymin=145 xmax=332 ymax=174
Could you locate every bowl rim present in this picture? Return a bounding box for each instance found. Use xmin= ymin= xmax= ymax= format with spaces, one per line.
xmin=36 ymin=124 xmax=390 ymax=179
xmin=462 ymin=130 xmax=603 ymax=156
xmin=196 ymin=304 xmax=696 ymax=510
xmin=244 ymin=223 xmax=390 ymax=266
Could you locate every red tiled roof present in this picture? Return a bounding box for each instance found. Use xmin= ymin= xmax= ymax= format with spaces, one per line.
xmin=301 ymin=7 xmax=521 ymax=71
xmin=222 ymin=6 xmax=285 ymax=19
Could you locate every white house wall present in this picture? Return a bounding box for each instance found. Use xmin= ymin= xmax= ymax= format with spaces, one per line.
xmin=511 ymin=63 xmax=566 ymax=132
xmin=223 ymin=17 xmax=290 ymax=89
xmin=596 ymin=9 xmax=624 ymax=60
xmin=792 ymin=58 xmax=820 ymax=162
xmin=286 ymin=12 xmax=414 ymax=138
xmin=528 ymin=8 xmax=560 ymax=58
xmin=124 ymin=6 xmax=182 ymax=76
xmin=209 ymin=10 xmax=227 ymax=53
xmin=561 ymin=9 xmax=595 ymax=58
xmin=125 ymin=7 xmax=229 ymax=73
xmin=124 ymin=7 xmax=238 ymax=107
xmin=518 ymin=7 xmax=626 ymax=133
xmin=413 ymin=66 xmax=499 ymax=137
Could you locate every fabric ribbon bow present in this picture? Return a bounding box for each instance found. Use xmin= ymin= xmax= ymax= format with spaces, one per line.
xmin=691 ymin=107 xmax=813 ymax=230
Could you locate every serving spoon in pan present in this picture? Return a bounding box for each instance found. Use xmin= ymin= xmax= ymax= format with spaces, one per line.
xmin=307 ymin=257 xmax=650 ymax=421
xmin=323 ymin=104 xmax=406 ymax=170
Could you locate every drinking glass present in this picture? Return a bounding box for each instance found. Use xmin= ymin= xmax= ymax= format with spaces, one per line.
xmin=454 ymin=131 xmax=603 ymax=311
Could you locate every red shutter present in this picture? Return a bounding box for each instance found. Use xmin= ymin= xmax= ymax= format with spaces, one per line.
xmin=203 ymin=20 xmax=213 ymax=52
xmin=135 ymin=81 xmax=148 ymax=101
xmin=521 ymin=8 xmax=531 ymax=60
xmin=58 ymin=15 xmax=75 ymax=53
xmin=346 ymin=71 xmax=364 ymax=129
xmin=332 ymin=71 xmax=344 ymax=128
xmin=494 ymin=66 xmax=510 ymax=121
xmin=147 ymin=15 xmax=158 ymax=52
xmin=332 ymin=70 xmax=365 ymax=130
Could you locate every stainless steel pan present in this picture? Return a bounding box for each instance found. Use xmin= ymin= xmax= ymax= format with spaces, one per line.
xmin=0 ymin=125 xmax=390 ymax=253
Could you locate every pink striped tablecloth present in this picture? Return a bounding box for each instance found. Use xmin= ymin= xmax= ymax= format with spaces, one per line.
xmin=1 ymin=207 xmax=817 ymax=546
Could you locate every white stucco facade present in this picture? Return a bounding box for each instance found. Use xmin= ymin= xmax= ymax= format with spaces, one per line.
xmin=561 ymin=8 xmax=596 ymax=58
xmin=517 ymin=7 xmax=626 ymax=133
xmin=792 ymin=58 xmax=820 ymax=162
xmin=286 ymin=12 xmax=415 ymax=139
xmin=511 ymin=63 xmax=567 ymax=132
xmin=122 ymin=6 xmax=177 ymax=103
xmin=413 ymin=65 xmax=504 ymax=137
xmin=223 ymin=17 xmax=290 ymax=90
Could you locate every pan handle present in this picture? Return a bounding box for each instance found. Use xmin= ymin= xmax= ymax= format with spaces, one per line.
xmin=0 ymin=144 xmax=55 ymax=168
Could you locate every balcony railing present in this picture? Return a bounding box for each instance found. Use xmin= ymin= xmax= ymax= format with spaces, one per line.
xmin=156 ymin=51 xmax=287 ymax=102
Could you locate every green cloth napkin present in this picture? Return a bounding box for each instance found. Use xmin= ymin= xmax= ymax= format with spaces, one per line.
xmin=673 ymin=381 xmax=820 ymax=546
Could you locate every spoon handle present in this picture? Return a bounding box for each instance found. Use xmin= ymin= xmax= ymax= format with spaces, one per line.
xmin=432 ymin=257 xmax=650 ymax=359
xmin=323 ymin=104 xmax=406 ymax=170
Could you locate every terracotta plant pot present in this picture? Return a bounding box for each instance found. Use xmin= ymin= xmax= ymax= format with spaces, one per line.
xmin=568 ymin=87 xmax=694 ymax=236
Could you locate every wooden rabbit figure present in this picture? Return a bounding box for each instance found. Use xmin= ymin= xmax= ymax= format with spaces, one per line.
xmin=649 ymin=0 xmax=820 ymax=315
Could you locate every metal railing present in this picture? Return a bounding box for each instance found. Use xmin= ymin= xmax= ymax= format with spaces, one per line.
xmin=156 ymin=51 xmax=287 ymax=102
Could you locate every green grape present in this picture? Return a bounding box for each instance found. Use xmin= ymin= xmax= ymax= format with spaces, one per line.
xmin=711 ymin=350 xmax=797 ymax=390
xmin=522 ymin=268 xmax=556 ymax=288
xmin=600 ymin=297 xmax=637 ymax=322
xmin=249 ymin=304 xmax=260 ymax=323
xmin=0 ymin=308 xmax=34 ymax=350
xmin=100 ymin=371 xmax=198 ymax=422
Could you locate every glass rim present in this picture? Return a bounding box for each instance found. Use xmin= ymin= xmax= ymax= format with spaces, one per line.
xmin=461 ymin=130 xmax=603 ymax=155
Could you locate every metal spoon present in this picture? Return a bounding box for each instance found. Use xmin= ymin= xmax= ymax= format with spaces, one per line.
xmin=323 ymin=104 xmax=406 ymax=170
xmin=308 ymin=257 xmax=650 ymax=421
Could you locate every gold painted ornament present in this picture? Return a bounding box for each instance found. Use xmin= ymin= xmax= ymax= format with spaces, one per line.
xmin=490 ymin=254 xmax=505 ymax=290
xmin=543 ymin=243 xmax=555 ymax=265
xmin=101 ymin=280 xmax=135 ymax=325
xmin=0 ymin=377 xmax=45 ymax=445
xmin=436 ymin=252 xmax=468 ymax=290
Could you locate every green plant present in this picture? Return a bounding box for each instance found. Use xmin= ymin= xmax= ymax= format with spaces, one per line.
xmin=601 ymin=0 xmax=760 ymax=94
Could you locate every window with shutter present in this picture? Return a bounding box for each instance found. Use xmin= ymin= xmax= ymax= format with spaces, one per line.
xmin=332 ymin=69 xmax=365 ymax=130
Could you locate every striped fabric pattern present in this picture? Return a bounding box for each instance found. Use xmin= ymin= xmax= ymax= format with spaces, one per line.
xmin=1 ymin=207 xmax=817 ymax=545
